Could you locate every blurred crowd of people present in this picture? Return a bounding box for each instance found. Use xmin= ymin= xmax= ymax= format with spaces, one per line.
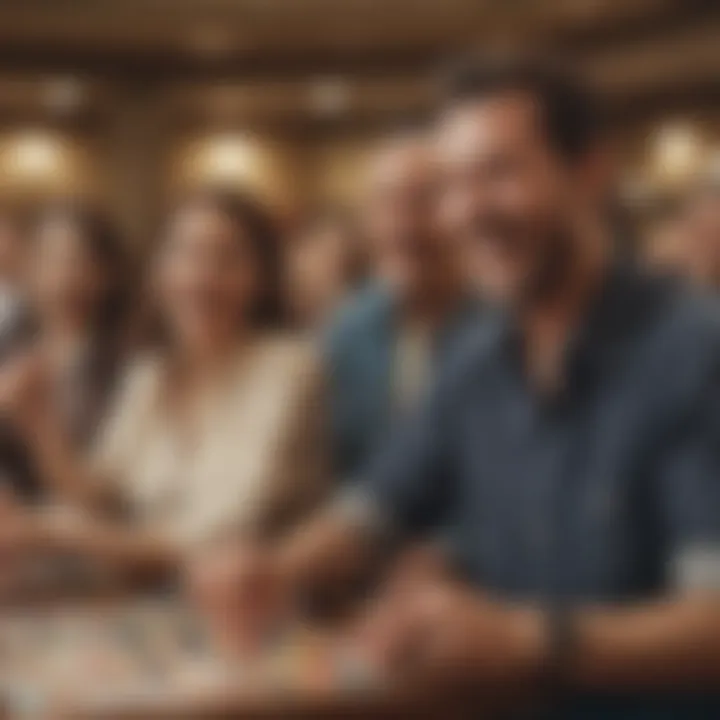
xmin=644 ymin=181 xmax=720 ymax=291
xmin=0 ymin=53 xmax=719 ymax=718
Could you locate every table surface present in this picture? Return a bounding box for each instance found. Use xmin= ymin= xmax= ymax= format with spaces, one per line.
xmin=0 ymin=600 xmax=418 ymax=719
xmin=0 ymin=599 xmax=516 ymax=719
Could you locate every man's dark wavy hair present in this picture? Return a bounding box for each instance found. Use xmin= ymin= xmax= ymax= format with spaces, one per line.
xmin=438 ymin=52 xmax=607 ymax=162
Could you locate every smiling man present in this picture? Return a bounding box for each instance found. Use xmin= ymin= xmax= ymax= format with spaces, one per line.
xmin=323 ymin=130 xmax=478 ymax=487
xmin=190 ymin=55 xmax=720 ymax=718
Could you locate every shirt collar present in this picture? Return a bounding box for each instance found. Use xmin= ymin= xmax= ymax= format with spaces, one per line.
xmin=381 ymin=281 xmax=480 ymax=339
xmin=494 ymin=259 xmax=643 ymax=400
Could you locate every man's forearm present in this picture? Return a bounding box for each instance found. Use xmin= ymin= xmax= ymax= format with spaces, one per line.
xmin=277 ymin=507 xmax=378 ymax=598
xmin=82 ymin=521 xmax=181 ymax=576
xmin=33 ymin=513 xmax=181 ymax=580
xmin=409 ymin=593 xmax=720 ymax=695
xmin=31 ymin=419 xmax=106 ymax=510
xmin=567 ymin=597 xmax=720 ymax=689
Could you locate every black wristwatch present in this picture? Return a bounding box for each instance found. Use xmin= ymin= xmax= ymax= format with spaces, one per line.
xmin=545 ymin=600 xmax=576 ymax=691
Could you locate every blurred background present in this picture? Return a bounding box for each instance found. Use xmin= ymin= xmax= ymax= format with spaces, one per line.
xmin=0 ymin=0 xmax=718 ymax=244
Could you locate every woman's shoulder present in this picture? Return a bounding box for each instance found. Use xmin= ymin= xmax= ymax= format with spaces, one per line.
xmin=250 ymin=333 xmax=322 ymax=384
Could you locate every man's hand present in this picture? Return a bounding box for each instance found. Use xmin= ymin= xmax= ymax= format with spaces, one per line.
xmin=0 ymin=503 xmax=44 ymax=558
xmin=0 ymin=504 xmax=88 ymax=563
xmin=186 ymin=503 xmax=380 ymax=660
xmin=186 ymin=541 xmax=294 ymax=659
xmin=356 ymin=579 xmax=548 ymax=691
xmin=0 ymin=504 xmax=59 ymax=599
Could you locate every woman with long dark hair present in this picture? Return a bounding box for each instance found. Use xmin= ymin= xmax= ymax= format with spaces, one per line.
xmin=0 ymin=202 xmax=129 ymax=500
xmin=0 ymin=189 xmax=328 ymax=579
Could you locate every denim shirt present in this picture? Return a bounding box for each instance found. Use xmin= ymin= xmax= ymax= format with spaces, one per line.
xmin=359 ymin=264 xmax=720 ymax=718
xmin=323 ymin=282 xmax=480 ymax=485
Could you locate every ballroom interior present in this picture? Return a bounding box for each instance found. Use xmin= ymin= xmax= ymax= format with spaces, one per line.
xmin=0 ymin=0 xmax=718 ymax=246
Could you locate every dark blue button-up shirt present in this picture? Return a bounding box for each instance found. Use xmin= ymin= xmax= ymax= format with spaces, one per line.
xmin=323 ymin=282 xmax=479 ymax=484
xmin=358 ymin=263 xmax=720 ymax=718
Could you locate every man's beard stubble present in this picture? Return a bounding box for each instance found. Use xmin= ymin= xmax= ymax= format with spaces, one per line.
xmin=521 ymin=228 xmax=577 ymax=307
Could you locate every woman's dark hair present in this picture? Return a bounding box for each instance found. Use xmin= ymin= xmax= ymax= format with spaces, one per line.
xmin=163 ymin=187 xmax=286 ymax=330
xmin=31 ymin=201 xmax=130 ymax=346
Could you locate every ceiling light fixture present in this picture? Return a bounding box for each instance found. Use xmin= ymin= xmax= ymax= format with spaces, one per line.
xmin=652 ymin=122 xmax=702 ymax=182
xmin=43 ymin=77 xmax=86 ymax=115
xmin=307 ymin=79 xmax=351 ymax=116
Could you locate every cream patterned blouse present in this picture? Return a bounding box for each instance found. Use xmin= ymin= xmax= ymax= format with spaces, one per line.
xmin=94 ymin=337 xmax=329 ymax=548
